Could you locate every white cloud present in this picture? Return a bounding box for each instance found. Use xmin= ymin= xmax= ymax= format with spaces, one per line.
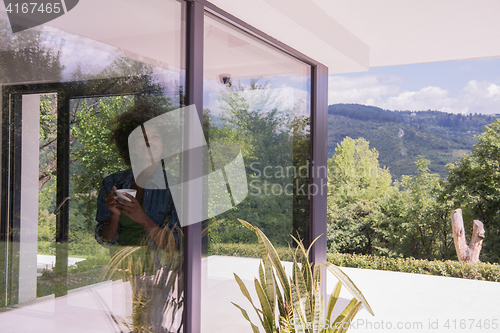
xmin=384 ymin=86 xmax=454 ymax=112
xmin=457 ymin=80 xmax=500 ymax=114
xmin=329 ymin=74 xmax=500 ymax=114
xmin=328 ymin=75 xmax=401 ymax=106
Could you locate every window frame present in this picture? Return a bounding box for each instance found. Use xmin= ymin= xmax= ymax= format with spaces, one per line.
xmin=0 ymin=0 xmax=328 ymax=328
xmin=183 ymin=1 xmax=328 ymax=332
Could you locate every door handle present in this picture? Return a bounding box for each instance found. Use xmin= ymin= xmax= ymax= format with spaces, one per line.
xmin=53 ymin=196 xmax=70 ymax=215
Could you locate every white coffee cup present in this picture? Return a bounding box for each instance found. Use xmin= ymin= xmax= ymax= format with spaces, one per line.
xmin=115 ymin=189 xmax=137 ymax=202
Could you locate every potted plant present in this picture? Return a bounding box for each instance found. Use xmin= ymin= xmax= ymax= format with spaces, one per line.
xmin=232 ymin=219 xmax=374 ymax=333
xmin=103 ymin=226 xmax=183 ymax=333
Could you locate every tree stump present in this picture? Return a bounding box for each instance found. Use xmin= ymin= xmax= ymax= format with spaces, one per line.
xmin=451 ymin=209 xmax=485 ymax=263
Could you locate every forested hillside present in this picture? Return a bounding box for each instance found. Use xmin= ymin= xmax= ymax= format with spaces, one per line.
xmin=328 ymin=103 xmax=500 ymax=179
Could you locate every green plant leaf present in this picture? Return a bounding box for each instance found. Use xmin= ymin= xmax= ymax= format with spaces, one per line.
xmin=234 ymin=273 xmax=266 ymax=329
xmin=254 ymin=278 xmax=275 ymax=333
xmin=326 ymin=281 xmax=342 ymax=322
xmin=239 ymin=219 xmax=291 ymax=305
xmin=313 ymin=282 xmax=324 ymax=333
xmin=232 ymin=302 xmax=261 ymax=333
xmin=234 ymin=219 xmax=370 ymax=333
xmin=331 ymin=298 xmax=357 ymax=329
xmin=336 ymin=301 xmax=362 ymax=333
xmin=262 ymin=257 xmax=277 ymax=313
xmin=102 ymin=246 xmax=142 ymax=280
xmin=274 ymin=272 xmax=288 ymax=320
xmin=259 ymin=262 xmax=266 ymax=288
xmin=313 ymin=263 xmax=322 ymax=292
xmin=293 ymin=257 xmax=312 ymax=322
xmin=306 ymin=233 xmax=323 ymax=259
xmin=291 ymin=283 xmax=306 ymax=333
xmin=318 ymin=262 xmax=374 ymax=316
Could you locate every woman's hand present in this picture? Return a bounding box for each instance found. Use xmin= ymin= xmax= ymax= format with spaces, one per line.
xmin=104 ymin=186 xmax=121 ymax=216
xmin=116 ymin=192 xmax=150 ymax=227
xmin=110 ymin=188 xmax=171 ymax=249
xmin=99 ymin=186 xmax=121 ymax=242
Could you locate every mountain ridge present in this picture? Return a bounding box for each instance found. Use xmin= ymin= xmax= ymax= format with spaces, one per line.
xmin=327 ymin=103 xmax=500 ymax=179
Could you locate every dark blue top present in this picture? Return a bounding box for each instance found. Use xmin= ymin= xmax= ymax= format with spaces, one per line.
xmin=94 ymin=168 xmax=179 ymax=246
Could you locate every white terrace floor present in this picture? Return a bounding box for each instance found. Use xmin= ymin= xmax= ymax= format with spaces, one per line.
xmin=1 ymin=255 xmax=500 ymax=333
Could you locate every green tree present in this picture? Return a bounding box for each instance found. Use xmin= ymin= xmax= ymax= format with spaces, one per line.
xmin=291 ymin=115 xmax=311 ymax=246
xmin=327 ymin=141 xmax=453 ymax=259
xmin=383 ymin=157 xmax=454 ymax=259
xmin=327 ymin=200 xmax=389 ymax=255
xmin=327 ymin=137 xmax=392 ymax=208
xmin=38 ymin=94 xmax=58 ymax=191
xmin=327 ymin=137 xmax=392 ymax=255
xmin=38 ymin=181 xmax=57 ymax=255
xmin=443 ymin=119 xmax=500 ymax=262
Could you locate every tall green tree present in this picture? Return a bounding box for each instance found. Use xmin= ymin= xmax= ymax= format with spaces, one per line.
xmin=327 ymin=137 xmax=392 ymax=208
xmin=327 ymin=140 xmax=454 ymax=259
xmin=327 ymin=137 xmax=392 ymax=255
xmin=443 ymin=119 xmax=500 ymax=262
xmin=383 ymin=157 xmax=454 ymax=259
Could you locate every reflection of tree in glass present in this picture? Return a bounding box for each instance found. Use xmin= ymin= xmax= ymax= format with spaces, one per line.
xmin=210 ymin=78 xmax=298 ymax=183
xmin=0 ymin=18 xmax=63 ymax=84
xmin=291 ymin=115 xmax=311 ymax=247
xmin=39 ymin=94 xmax=58 ymax=191
xmin=70 ymin=96 xmax=133 ymax=229
xmin=0 ymin=19 xmax=64 ymax=258
xmin=34 ymin=55 xmax=182 ymax=259
xmin=206 ymin=78 xmax=311 ymax=247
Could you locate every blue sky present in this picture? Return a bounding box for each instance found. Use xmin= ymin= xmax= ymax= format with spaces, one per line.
xmin=328 ymin=57 xmax=500 ymax=115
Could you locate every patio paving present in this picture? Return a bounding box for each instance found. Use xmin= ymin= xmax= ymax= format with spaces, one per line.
xmin=330 ymin=266 xmax=500 ymax=333
xmin=1 ymin=255 xmax=499 ymax=332
xmin=0 ymin=280 xmax=133 ymax=333
xmin=203 ymin=256 xmax=500 ymax=333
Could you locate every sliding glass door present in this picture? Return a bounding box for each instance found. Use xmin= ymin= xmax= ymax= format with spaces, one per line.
xmin=201 ymin=11 xmax=312 ymax=331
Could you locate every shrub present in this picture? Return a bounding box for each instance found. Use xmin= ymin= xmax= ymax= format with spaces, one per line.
xmin=208 ymin=242 xmax=294 ymax=261
xmin=209 ymin=242 xmax=500 ymax=282
xmin=327 ymin=253 xmax=500 ymax=282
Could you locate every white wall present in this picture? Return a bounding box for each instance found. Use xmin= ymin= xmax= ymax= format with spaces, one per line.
xmin=18 ymin=94 xmax=40 ymax=304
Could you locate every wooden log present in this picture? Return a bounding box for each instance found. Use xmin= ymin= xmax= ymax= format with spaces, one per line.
xmin=469 ymin=220 xmax=485 ymax=263
xmin=451 ymin=209 xmax=470 ymax=262
xmin=451 ymin=209 xmax=484 ymax=263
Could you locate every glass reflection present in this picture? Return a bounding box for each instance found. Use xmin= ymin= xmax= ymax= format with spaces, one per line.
xmin=0 ymin=1 xmax=185 ymax=331
xmin=202 ymin=13 xmax=311 ymax=332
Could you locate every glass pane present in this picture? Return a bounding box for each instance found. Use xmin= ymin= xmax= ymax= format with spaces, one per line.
xmin=0 ymin=1 xmax=185 ymax=331
xmin=202 ymin=13 xmax=311 ymax=331
xmin=37 ymin=93 xmax=57 ymax=294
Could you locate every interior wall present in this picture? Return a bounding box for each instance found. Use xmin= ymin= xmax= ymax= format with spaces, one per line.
xmin=18 ymin=94 xmax=40 ymax=304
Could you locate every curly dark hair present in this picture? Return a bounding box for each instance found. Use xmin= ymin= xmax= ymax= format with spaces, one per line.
xmin=111 ymin=100 xmax=168 ymax=166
